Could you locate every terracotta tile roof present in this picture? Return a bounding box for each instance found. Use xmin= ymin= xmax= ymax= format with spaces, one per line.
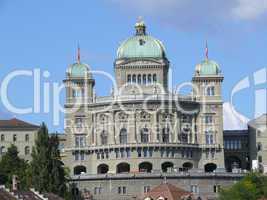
xmin=0 ymin=118 xmax=39 ymax=130
xmin=141 ymin=183 xmax=193 ymax=200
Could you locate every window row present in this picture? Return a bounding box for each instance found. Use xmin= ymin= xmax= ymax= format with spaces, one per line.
xmin=205 ymin=86 xmax=215 ymax=96
xmin=0 ymin=146 xmax=30 ymax=155
xmin=0 ymin=134 xmax=30 ymax=142
xmin=95 ymin=148 xmax=193 ymax=160
xmin=190 ymin=184 xmax=221 ymax=194
xmin=224 ymin=140 xmax=242 ymax=150
xmin=127 ymin=74 xmax=157 ymax=85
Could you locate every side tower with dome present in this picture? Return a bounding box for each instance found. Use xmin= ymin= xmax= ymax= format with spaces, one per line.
xmin=192 ymin=48 xmax=225 ymax=170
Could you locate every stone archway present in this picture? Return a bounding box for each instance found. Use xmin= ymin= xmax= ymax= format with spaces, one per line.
xmin=139 ymin=162 xmax=153 ymax=173
xmin=97 ymin=164 xmax=109 ymax=174
xmin=161 ymin=162 xmax=174 ymax=173
xmin=74 ymin=165 xmax=86 ymax=175
xmin=204 ymin=163 xmax=217 ymax=173
xmin=117 ymin=162 xmax=130 ymax=174
xmin=183 ymin=162 xmax=193 ymax=171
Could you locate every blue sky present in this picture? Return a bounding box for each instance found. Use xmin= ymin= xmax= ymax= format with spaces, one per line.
xmin=0 ymin=0 xmax=266 ymax=132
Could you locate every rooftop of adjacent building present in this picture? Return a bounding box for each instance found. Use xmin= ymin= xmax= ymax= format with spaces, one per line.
xmin=0 ymin=118 xmax=40 ymax=130
xmin=248 ymin=114 xmax=267 ymax=132
xmin=139 ymin=182 xmax=193 ymax=200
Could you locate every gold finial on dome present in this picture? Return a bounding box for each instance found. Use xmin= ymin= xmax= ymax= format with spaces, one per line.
xmin=135 ymin=16 xmax=146 ymax=35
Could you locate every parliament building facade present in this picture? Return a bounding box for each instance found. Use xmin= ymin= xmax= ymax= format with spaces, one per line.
xmin=61 ymin=21 xmax=244 ymax=200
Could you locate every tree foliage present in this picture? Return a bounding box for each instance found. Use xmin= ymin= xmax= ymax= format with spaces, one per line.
xmin=31 ymin=123 xmax=69 ymax=198
xmin=0 ymin=144 xmax=29 ymax=190
xmin=219 ymin=173 xmax=267 ymax=200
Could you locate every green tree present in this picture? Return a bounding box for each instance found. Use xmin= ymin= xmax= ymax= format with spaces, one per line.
xmin=31 ymin=123 xmax=69 ymax=198
xmin=0 ymin=144 xmax=29 ymax=190
xmin=219 ymin=173 xmax=267 ymax=200
xmin=47 ymin=134 xmax=67 ymax=197
xmin=31 ymin=123 xmax=50 ymax=192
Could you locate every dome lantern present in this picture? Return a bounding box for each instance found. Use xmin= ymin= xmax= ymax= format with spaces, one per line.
xmin=135 ymin=18 xmax=146 ymax=36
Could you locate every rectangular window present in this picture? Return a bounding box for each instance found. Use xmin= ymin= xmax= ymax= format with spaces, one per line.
xmin=138 ymin=149 xmax=142 ymax=157
xmin=75 ymin=152 xmax=79 ymax=161
xmin=115 ymin=150 xmax=119 ymax=158
xmin=118 ymin=186 xmax=126 ymax=194
xmin=204 ymin=116 xmax=213 ymax=124
xmin=75 ymin=135 xmax=86 ymax=147
xmin=144 ymin=186 xmax=150 ymax=193
xmin=190 ymin=185 xmax=199 ymax=194
xmin=143 ymin=149 xmax=148 ymax=157
xmin=75 ymin=117 xmax=84 ymax=128
xmin=80 ymin=152 xmax=85 ymax=160
xmin=214 ymin=185 xmax=221 ymax=193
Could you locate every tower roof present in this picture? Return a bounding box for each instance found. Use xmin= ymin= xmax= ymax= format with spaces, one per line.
xmin=67 ymin=46 xmax=92 ymax=78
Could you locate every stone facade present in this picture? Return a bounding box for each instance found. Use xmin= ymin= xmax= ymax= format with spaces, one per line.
xmin=61 ymin=21 xmax=245 ymax=200
xmin=248 ymin=114 xmax=267 ymax=173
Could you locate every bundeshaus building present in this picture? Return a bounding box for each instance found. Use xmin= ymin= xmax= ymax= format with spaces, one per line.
xmin=61 ymin=20 xmax=245 ymax=200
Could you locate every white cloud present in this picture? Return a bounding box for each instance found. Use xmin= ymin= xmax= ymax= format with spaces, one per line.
xmin=110 ymin=0 xmax=267 ymax=31
xmin=232 ymin=0 xmax=267 ymax=20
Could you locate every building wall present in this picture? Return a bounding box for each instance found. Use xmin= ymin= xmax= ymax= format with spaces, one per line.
xmin=71 ymin=173 xmax=243 ymax=200
xmin=0 ymin=129 xmax=38 ymax=161
xmin=248 ymin=114 xmax=267 ymax=172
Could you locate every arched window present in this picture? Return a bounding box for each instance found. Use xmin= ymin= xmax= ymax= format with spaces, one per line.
xmin=97 ymin=164 xmax=109 ymax=174
xmin=147 ymin=74 xmax=152 ymax=84
xmin=132 ymin=74 xmax=136 ymax=83
xmin=137 ymin=74 xmax=142 ymax=84
xmin=25 ymin=134 xmax=29 ymax=142
xmin=13 ymin=134 xmax=17 ymax=142
xmin=0 ymin=134 xmax=4 ymax=142
xmin=162 ymin=128 xmax=170 ymax=143
xmin=100 ymin=131 xmax=108 ymax=145
xmin=161 ymin=162 xmax=174 ymax=173
xmin=0 ymin=146 xmax=5 ymax=155
xmin=204 ymin=163 xmax=217 ymax=173
xmin=153 ymin=74 xmax=157 ymax=83
xmin=119 ymin=128 xmax=127 ymax=144
xmin=141 ymin=128 xmax=149 ymax=143
xmin=139 ymin=162 xmax=153 ymax=173
xmin=74 ymin=165 xmax=87 ymax=175
xmin=206 ymin=86 xmax=215 ymax=96
xmin=25 ymin=146 xmax=30 ymax=155
xmin=183 ymin=162 xmax=193 ymax=171
xmin=127 ymin=74 xmax=131 ymax=83
xmin=117 ymin=163 xmax=130 ymax=174
xmin=143 ymin=74 xmax=147 ymax=85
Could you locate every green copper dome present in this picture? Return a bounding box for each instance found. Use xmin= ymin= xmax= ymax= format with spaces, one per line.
xmin=68 ymin=62 xmax=91 ymax=77
xmin=196 ymin=59 xmax=220 ymax=75
xmin=117 ymin=21 xmax=166 ymax=59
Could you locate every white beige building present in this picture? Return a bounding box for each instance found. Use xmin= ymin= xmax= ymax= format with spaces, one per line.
xmin=0 ymin=118 xmax=39 ymax=161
